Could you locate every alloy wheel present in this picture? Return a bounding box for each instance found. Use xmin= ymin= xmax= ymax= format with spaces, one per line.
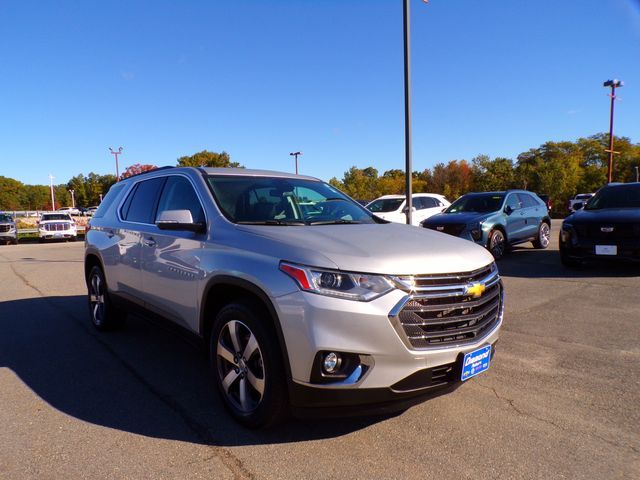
xmin=89 ymin=272 xmax=105 ymax=327
xmin=490 ymin=230 xmax=505 ymax=259
xmin=539 ymin=223 xmax=550 ymax=248
xmin=216 ymin=320 xmax=265 ymax=413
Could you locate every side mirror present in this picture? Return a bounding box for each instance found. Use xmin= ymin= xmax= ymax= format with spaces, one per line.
xmin=573 ymin=202 xmax=584 ymax=210
xmin=402 ymin=206 xmax=417 ymax=213
xmin=156 ymin=209 xmax=205 ymax=233
xmin=504 ymin=205 xmax=514 ymax=215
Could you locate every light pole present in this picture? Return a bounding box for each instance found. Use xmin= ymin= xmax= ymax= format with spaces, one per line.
xmin=603 ymin=79 xmax=623 ymax=184
xmin=635 ymin=166 xmax=639 ymax=183
xmin=109 ymin=147 xmax=123 ymax=180
xmin=49 ymin=174 xmax=56 ymax=211
xmin=69 ymin=189 xmax=75 ymax=208
xmin=290 ymin=151 xmax=302 ymax=175
xmin=403 ymin=0 xmax=413 ymax=225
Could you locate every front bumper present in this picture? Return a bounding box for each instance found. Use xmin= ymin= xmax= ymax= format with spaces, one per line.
xmin=275 ymin=285 xmax=502 ymax=410
xmin=560 ymin=230 xmax=640 ymax=262
xmin=39 ymin=230 xmax=77 ymax=240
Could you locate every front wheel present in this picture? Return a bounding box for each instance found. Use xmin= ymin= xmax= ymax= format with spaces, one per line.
xmin=210 ymin=303 xmax=288 ymax=428
xmin=533 ymin=222 xmax=550 ymax=249
xmin=488 ymin=229 xmax=506 ymax=260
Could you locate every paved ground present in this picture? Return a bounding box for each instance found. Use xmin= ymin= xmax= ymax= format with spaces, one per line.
xmin=1 ymin=221 xmax=638 ymax=479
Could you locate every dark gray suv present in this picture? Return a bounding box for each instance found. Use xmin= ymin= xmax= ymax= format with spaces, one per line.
xmin=85 ymin=167 xmax=503 ymax=427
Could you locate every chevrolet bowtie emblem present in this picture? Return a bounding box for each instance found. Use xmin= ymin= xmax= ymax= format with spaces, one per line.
xmin=465 ymin=282 xmax=486 ymax=298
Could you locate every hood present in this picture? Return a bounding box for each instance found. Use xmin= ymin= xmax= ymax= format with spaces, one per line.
xmin=234 ymin=222 xmax=494 ymax=275
xmin=567 ymin=208 xmax=640 ymax=224
xmin=423 ymin=212 xmax=492 ymax=226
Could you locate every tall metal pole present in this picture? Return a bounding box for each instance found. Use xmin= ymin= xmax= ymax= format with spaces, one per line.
xmin=109 ymin=147 xmax=123 ymax=181
xmin=49 ymin=174 xmax=56 ymax=211
xmin=603 ymin=79 xmax=623 ymax=184
xmin=289 ymin=151 xmax=302 ymax=175
xmin=635 ymin=166 xmax=639 ymax=183
xmin=607 ymin=84 xmax=616 ymax=184
xmin=403 ymin=0 xmax=413 ymax=225
xmin=69 ymin=189 xmax=75 ymax=208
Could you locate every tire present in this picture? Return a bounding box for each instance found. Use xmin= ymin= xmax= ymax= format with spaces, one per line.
xmin=87 ymin=265 xmax=127 ymax=330
xmin=533 ymin=222 xmax=550 ymax=249
xmin=210 ymin=302 xmax=288 ymax=428
xmin=11 ymin=238 xmax=18 ymax=245
xmin=488 ymin=229 xmax=506 ymax=260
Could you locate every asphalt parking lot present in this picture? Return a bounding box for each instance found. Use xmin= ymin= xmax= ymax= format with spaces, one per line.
xmin=1 ymin=220 xmax=638 ymax=479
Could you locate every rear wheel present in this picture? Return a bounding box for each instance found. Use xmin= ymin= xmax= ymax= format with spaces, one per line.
xmin=488 ymin=229 xmax=506 ymax=260
xmin=210 ymin=302 xmax=288 ymax=428
xmin=533 ymin=222 xmax=550 ymax=249
xmin=87 ymin=265 xmax=127 ymax=330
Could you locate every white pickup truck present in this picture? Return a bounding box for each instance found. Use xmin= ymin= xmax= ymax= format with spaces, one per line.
xmin=567 ymin=193 xmax=594 ymax=213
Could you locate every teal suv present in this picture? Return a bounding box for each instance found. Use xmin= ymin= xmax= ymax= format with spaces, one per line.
xmin=422 ymin=190 xmax=551 ymax=259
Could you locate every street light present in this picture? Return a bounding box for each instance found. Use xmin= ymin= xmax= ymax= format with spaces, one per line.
xmin=290 ymin=151 xmax=302 ymax=175
xmin=403 ymin=0 xmax=413 ymax=224
xmin=49 ymin=174 xmax=56 ymax=211
xmin=109 ymin=147 xmax=124 ymax=180
xmin=603 ymin=79 xmax=623 ymax=184
xmin=69 ymin=189 xmax=75 ymax=208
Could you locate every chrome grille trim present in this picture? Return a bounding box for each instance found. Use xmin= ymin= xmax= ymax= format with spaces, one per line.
xmin=388 ymin=264 xmax=503 ymax=350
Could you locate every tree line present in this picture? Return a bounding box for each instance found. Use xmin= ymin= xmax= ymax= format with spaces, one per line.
xmin=329 ymin=133 xmax=640 ymax=216
xmin=1 ymin=135 xmax=638 ymax=215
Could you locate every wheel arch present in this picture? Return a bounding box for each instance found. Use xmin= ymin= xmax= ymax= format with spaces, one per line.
xmin=200 ymin=276 xmax=293 ymax=383
xmin=84 ymin=253 xmax=103 ymax=287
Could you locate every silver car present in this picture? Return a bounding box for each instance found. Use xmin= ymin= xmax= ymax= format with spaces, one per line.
xmin=85 ymin=167 xmax=503 ymax=427
xmin=0 ymin=213 xmax=18 ymax=245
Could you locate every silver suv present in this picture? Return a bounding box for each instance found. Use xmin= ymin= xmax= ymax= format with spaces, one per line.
xmin=85 ymin=167 xmax=503 ymax=427
xmin=0 ymin=213 xmax=18 ymax=245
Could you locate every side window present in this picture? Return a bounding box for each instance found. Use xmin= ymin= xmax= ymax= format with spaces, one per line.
xmin=422 ymin=197 xmax=438 ymax=208
xmin=93 ymin=183 xmax=126 ymax=219
xmin=413 ymin=198 xmax=426 ymax=210
xmin=518 ymin=193 xmax=538 ymax=208
xmin=505 ymin=194 xmax=521 ymax=211
xmin=156 ymin=176 xmax=205 ymax=224
xmin=121 ymin=177 xmax=166 ymax=224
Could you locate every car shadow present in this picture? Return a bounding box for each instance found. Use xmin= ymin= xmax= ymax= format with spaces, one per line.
xmin=0 ymin=295 xmax=398 ymax=447
xmin=497 ymin=246 xmax=639 ymax=279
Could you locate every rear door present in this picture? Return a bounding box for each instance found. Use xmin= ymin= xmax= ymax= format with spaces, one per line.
xmin=518 ymin=193 xmax=543 ymax=238
xmin=114 ymin=176 xmax=166 ymax=303
xmin=414 ymin=196 xmax=445 ymax=225
xmin=140 ymin=175 xmax=207 ymax=332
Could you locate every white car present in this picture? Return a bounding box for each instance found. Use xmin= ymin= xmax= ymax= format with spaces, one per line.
xmin=38 ymin=213 xmax=77 ymax=242
xmin=366 ymin=193 xmax=451 ymax=226
xmin=568 ymin=193 xmax=594 ymax=213
xmin=58 ymin=206 xmax=81 ymax=216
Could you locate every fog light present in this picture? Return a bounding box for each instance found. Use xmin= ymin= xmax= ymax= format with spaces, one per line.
xmin=323 ymin=352 xmax=341 ymax=374
xmin=470 ymin=229 xmax=482 ymax=241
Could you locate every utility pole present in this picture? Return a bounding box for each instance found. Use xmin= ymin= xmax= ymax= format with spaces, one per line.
xmin=403 ymin=0 xmax=413 ymax=225
xmin=603 ymin=79 xmax=623 ymax=184
xmin=69 ymin=189 xmax=75 ymax=208
xmin=49 ymin=174 xmax=56 ymax=211
xmin=289 ymin=152 xmax=302 ymax=175
xmin=109 ymin=147 xmax=124 ymax=180
xmin=635 ymin=166 xmax=639 ymax=183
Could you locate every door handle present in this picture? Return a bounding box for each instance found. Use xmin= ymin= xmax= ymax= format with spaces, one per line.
xmin=143 ymin=237 xmax=156 ymax=247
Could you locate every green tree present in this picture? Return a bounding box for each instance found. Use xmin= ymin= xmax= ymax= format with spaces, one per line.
xmin=0 ymin=176 xmax=25 ymax=210
xmin=472 ymin=155 xmax=515 ymax=191
xmin=177 ymin=150 xmax=241 ymax=168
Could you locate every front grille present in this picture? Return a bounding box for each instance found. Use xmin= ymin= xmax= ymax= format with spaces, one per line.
xmin=0 ymin=225 xmax=11 ymax=233
xmin=44 ymin=222 xmax=71 ymax=231
xmin=425 ymin=223 xmax=466 ymax=237
xmin=390 ymin=265 xmax=502 ymax=349
xmin=575 ymin=223 xmax=640 ymax=241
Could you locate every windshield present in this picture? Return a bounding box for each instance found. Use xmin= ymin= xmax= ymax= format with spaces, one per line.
xmin=445 ymin=194 xmax=505 ymax=213
xmin=207 ymin=175 xmax=378 ymax=225
xmin=585 ymin=185 xmax=640 ymax=210
xmin=0 ymin=214 xmax=13 ymax=222
xmin=41 ymin=214 xmax=71 ymax=221
xmin=367 ymin=198 xmax=404 ymax=213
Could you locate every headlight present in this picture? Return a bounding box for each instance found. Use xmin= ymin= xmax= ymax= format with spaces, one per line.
xmin=467 ymin=222 xmax=484 ymax=241
xmin=279 ymin=262 xmax=394 ymax=301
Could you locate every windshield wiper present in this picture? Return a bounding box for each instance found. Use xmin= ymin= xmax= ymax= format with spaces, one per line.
xmin=236 ymin=220 xmax=307 ymax=226
xmin=309 ymin=219 xmax=362 ymax=225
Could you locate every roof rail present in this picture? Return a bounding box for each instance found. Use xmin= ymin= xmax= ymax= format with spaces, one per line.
xmin=121 ymin=165 xmax=175 ymax=180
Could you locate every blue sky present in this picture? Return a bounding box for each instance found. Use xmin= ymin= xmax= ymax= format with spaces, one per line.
xmin=1 ymin=0 xmax=639 ymax=186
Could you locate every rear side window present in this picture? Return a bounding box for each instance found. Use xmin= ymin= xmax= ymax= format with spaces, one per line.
xmin=93 ymin=183 xmax=126 ymax=219
xmin=121 ymin=177 xmax=166 ymax=224
xmin=156 ymin=176 xmax=205 ymax=224
xmin=518 ymin=193 xmax=539 ymax=208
